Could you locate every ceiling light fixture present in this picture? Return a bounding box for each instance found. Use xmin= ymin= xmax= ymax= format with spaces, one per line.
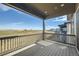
xmin=44 ymin=10 xmax=48 ymax=14
xmin=60 ymin=4 xmax=64 ymax=7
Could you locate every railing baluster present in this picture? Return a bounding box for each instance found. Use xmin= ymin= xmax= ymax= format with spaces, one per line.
xmin=17 ymin=37 xmax=19 ymax=47
xmin=22 ymin=37 xmax=24 ymax=46
xmin=4 ymin=39 xmax=6 ymax=53
xmin=0 ymin=39 xmax=2 ymax=54
xmin=10 ymin=39 xmax=11 ymax=49
xmin=16 ymin=37 xmax=18 ymax=48
xmin=19 ymin=37 xmax=21 ymax=46
xmin=17 ymin=37 xmax=19 ymax=46
xmin=0 ymin=40 xmax=1 ymax=53
xmin=17 ymin=37 xmax=18 ymax=47
xmin=0 ymin=39 xmax=1 ymax=53
xmin=14 ymin=38 xmax=16 ymax=48
xmin=16 ymin=37 xmax=17 ymax=47
xmin=9 ymin=39 xmax=11 ymax=50
xmin=12 ymin=38 xmax=14 ymax=49
xmin=13 ymin=38 xmax=15 ymax=49
xmin=15 ymin=38 xmax=17 ymax=48
xmin=11 ymin=38 xmax=13 ymax=50
xmin=19 ymin=37 xmax=20 ymax=46
xmin=20 ymin=37 xmax=21 ymax=46
xmin=21 ymin=37 xmax=23 ymax=46
xmin=7 ymin=39 xmax=9 ymax=51
xmin=2 ymin=39 xmax=4 ymax=53
xmin=12 ymin=38 xmax=13 ymax=49
xmin=18 ymin=37 xmax=20 ymax=46
xmin=14 ymin=37 xmax=16 ymax=48
xmin=5 ymin=39 xmax=7 ymax=51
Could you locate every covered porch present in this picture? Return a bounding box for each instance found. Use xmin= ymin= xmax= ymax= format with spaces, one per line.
xmin=0 ymin=3 xmax=79 ymax=56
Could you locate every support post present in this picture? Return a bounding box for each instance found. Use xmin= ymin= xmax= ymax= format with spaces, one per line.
xmin=42 ymin=19 xmax=45 ymax=40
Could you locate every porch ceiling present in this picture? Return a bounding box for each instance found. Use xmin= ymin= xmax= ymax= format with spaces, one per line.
xmin=4 ymin=3 xmax=76 ymax=19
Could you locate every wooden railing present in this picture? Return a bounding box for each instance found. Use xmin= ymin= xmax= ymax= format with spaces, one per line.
xmin=0 ymin=33 xmax=42 ymax=55
xmin=0 ymin=33 xmax=76 ymax=55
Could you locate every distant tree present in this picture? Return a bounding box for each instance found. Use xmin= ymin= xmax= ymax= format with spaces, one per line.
xmin=23 ymin=29 xmax=27 ymax=32
xmin=48 ymin=28 xmax=55 ymax=32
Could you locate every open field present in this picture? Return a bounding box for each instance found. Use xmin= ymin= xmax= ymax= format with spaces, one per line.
xmin=0 ymin=30 xmax=42 ymax=36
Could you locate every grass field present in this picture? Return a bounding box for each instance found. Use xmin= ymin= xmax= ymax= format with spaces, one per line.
xmin=0 ymin=30 xmax=42 ymax=36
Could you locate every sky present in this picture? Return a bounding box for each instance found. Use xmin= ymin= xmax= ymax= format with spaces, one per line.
xmin=0 ymin=4 xmax=67 ymax=30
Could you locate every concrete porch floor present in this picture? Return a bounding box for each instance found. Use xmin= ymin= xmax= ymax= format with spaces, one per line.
xmin=12 ymin=40 xmax=78 ymax=56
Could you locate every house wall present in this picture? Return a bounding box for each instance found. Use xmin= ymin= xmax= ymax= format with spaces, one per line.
xmin=75 ymin=6 xmax=79 ymax=50
xmin=66 ymin=14 xmax=76 ymax=45
xmin=71 ymin=4 xmax=79 ymax=51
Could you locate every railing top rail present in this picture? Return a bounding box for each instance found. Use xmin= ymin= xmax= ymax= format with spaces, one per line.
xmin=45 ymin=33 xmax=76 ymax=36
xmin=0 ymin=33 xmax=42 ymax=39
xmin=0 ymin=32 xmax=76 ymax=39
xmin=57 ymin=34 xmax=76 ymax=36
